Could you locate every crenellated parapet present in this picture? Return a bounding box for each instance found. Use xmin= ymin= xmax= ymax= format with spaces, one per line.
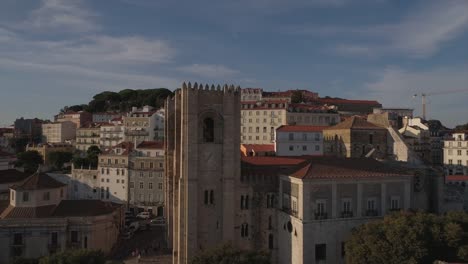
xmin=181 ymin=81 xmax=240 ymax=95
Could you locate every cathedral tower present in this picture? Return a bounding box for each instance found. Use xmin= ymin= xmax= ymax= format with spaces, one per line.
xmin=165 ymin=82 xmax=241 ymax=263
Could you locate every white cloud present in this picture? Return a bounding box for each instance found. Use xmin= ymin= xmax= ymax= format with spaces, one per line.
xmin=364 ymin=65 xmax=468 ymax=125
xmin=24 ymin=0 xmax=99 ymax=33
xmin=290 ymin=1 xmax=468 ymax=58
xmin=178 ymin=64 xmax=239 ymax=78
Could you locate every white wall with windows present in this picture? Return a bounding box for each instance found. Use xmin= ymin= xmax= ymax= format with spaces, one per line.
xmin=275 ymin=127 xmax=324 ymax=156
xmin=444 ymin=132 xmax=468 ymax=175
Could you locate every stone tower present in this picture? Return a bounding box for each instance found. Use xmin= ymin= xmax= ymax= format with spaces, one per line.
xmin=165 ymin=82 xmax=241 ymax=264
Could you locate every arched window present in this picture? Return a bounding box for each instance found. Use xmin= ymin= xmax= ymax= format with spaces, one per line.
xmin=269 ymin=234 xmax=274 ymax=249
xmin=203 ymin=118 xmax=214 ymax=142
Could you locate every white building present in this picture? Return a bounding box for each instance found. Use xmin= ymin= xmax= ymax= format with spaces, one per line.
xmin=444 ymin=132 xmax=468 ymax=175
xmin=42 ymin=122 xmax=77 ymax=143
xmin=123 ymin=106 xmax=164 ymax=143
xmin=0 ymin=172 xmax=122 ymax=263
xmin=275 ymin=125 xmax=325 ymax=156
xmin=100 ymin=120 xmax=124 ymax=149
xmin=92 ymin=113 xmax=121 ymax=123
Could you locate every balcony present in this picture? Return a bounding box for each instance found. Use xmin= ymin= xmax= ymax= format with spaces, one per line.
xmin=314 ymin=212 xmax=327 ymax=220
xmin=126 ymin=130 xmax=148 ymax=136
xmin=282 ymin=207 xmax=298 ymax=217
xmin=365 ymin=209 xmax=379 ymax=217
xmin=340 ymin=211 xmax=353 ymax=218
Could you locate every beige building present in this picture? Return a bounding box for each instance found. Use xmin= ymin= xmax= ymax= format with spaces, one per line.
xmin=241 ymin=102 xmax=338 ymax=145
xmin=75 ymin=123 xmax=101 ymax=152
xmin=55 ymin=111 xmax=92 ymax=128
xmin=98 ymin=142 xmax=131 ymax=203
xmin=100 ymin=120 xmax=125 ymax=148
xmin=26 ymin=143 xmax=74 ymax=166
xmin=277 ymin=158 xmax=414 ymax=264
xmin=123 ymin=106 xmax=164 ymax=143
xmin=323 ymin=116 xmax=387 ymax=158
xmin=0 ymin=172 xmax=122 ymax=263
xmin=444 ymin=132 xmax=468 ymax=175
xmin=42 ymin=121 xmax=77 ymax=143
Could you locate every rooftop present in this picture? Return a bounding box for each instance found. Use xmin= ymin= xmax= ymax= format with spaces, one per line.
xmin=0 ymin=200 xmax=121 ymax=219
xmin=241 ymin=144 xmax=275 ymax=155
xmin=290 ymin=157 xmax=411 ymax=180
xmin=446 ymin=175 xmax=468 ymax=181
xmin=11 ymin=172 xmax=66 ymax=191
xmin=277 ymin=125 xmax=327 ymax=133
xmin=325 ymin=116 xmax=386 ymax=130
xmin=137 ymin=141 xmax=164 ymax=149
xmin=242 ymin=156 xmax=307 ymax=166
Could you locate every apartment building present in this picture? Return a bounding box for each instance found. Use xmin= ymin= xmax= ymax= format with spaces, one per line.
xmin=128 ymin=141 xmax=165 ymax=215
xmin=241 ymin=102 xmax=338 ymax=144
xmin=26 ymin=143 xmax=74 ymax=166
xmin=100 ymin=120 xmax=125 ymax=149
xmin=97 ymin=142 xmax=131 ymax=203
xmin=275 ymin=125 xmax=325 ymax=156
xmin=278 ymin=158 xmax=414 ymax=264
xmin=123 ymin=106 xmax=162 ymax=143
xmin=92 ymin=112 xmax=121 ymax=123
xmin=444 ymin=132 xmax=468 ymax=175
xmin=0 ymin=172 xmax=122 ymax=263
xmin=55 ymin=111 xmax=92 ymax=128
xmin=75 ymin=123 xmax=101 ymax=151
xmin=323 ymin=116 xmax=388 ymax=159
xmin=42 ymin=121 xmax=77 ymax=143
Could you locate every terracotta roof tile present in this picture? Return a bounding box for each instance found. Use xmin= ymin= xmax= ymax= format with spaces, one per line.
xmin=0 ymin=205 xmax=57 ymax=219
xmin=290 ymin=157 xmax=411 ymax=180
xmin=241 ymin=144 xmax=275 ymax=154
xmin=11 ymin=172 xmax=66 ymax=191
xmin=446 ymin=175 xmax=468 ymax=181
xmin=325 ymin=116 xmax=386 ymax=130
xmin=52 ymin=200 xmax=121 ymax=217
xmin=241 ymin=156 xmax=307 ymax=166
xmin=317 ymin=98 xmax=381 ymax=105
xmin=277 ymin=125 xmax=327 ymax=132
xmin=137 ymin=141 xmax=164 ymax=149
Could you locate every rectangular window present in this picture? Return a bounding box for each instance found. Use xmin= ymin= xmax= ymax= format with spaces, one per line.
xmin=449 ymin=159 xmax=453 ymax=165
xmin=390 ymin=196 xmax=400 ymax=210
xmin=289 ymin=133 xmax=294 ymax=140
xmin=289 ymin=145 xmax=294 ymax=151
xmin=158 ymin=183 xmax=163 ymax=190
xmin=139 ymin=182 xmax=144 ymax=189
xmin=23 ymin=192 xmax=29 ymax=202
xmin=458 ymin=160 xmax=462 ymax=165
xmin=13 ymin=233 xmax=23 ymax=245
xmin=11 ymin=191 xmax=14 ymax=201
xmin=315 ymin=244 xmax=326 ymax=261
xmin=302 ymin=133 xmax=307 ymax=140
xmin=315 ymin=199 xmax=326 ymax=219
xmin=302 ymin=145 xmax=307 ymax=151
xmin=71 ymin=231 xmax=78 ymax=243
xmin=43 ymin=192 xmax=50 ymax=201
xmin=149 ymin=183 xmax=153 ymax=189
xmin=458 ymin=150 xmax=462 ymax=156
xmin=51 ymin=232 xmax=58 ymax=245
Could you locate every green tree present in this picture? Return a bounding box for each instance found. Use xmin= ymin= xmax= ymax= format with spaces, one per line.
xmin=39 ymin=249 xmax=105 ymax=264
xmin=48 ymin=151 xmax=73 ymax=170
xmin=16 ymin=150 xmax=43 ymax=173
xmin=290 ymin=90 xmax=304 ymax=104
xmin=86 ymin=145 xmax=101 ymax=168
xmin=190 ymin=243 xmax=270 ymax=264
xmin=345 ymin=211 xmax=468 ymax=264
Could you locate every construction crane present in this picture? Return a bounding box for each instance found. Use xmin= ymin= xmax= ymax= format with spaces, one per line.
xmin=413 ymin=88 xmax=468 ymax=120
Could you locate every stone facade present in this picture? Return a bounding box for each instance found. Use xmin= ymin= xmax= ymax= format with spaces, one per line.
xmin=165 ymin=83 xmax=241 ymax=263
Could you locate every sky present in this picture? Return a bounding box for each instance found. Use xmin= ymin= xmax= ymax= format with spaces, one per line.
xmin=0 ymin=0 xmax=467 ymax=127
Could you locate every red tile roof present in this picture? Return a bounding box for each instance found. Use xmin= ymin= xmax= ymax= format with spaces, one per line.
xmin=277 ymin=125 xmax=327 ymax=132
xmin=317 ymin=98 xmax=381 ymax=105
xmin=0 ymin=169 xmax=30 ymax=184
xmin=0 ymin=205 xmax=56 ymax=219
xmin=241 ymin=156 xmax=307 ymax=166
xmin=241 ymin=144 xmax=275 ymax=154
xmin=446 ymin=175 xmax=468 ymax=181
xmin=52 ymin=200 xmax=121 ymax=217
xmin=11 ymin=172 xmax=66 ymax=191
xmin=325 ymin=116 xmax=386 ymax=130
xmin=137 ymin=141 xmax=164 ymax=149
xmin=290 ymin=157 xmax=411 ymax=180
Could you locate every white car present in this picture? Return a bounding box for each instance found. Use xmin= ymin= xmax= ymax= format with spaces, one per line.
xmin=136 ymin=212 xmax=151 ymax=219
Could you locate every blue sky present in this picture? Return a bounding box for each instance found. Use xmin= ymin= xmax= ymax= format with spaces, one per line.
xmin=0 ymin=0 xmax=467 ymax=127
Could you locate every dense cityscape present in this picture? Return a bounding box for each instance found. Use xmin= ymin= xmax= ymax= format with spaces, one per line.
xmin=2 ymin=0 xmax=468 ymax=263
xmin=0 ymin=84 xmax=468 ymax=263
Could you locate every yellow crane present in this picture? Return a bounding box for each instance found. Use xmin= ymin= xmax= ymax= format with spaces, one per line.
xmin=413 ymin=88 xmax=468 ymax=120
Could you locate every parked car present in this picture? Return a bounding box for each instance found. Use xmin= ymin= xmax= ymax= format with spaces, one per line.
xmin=122 ymin=229 xmax=134 ymax=239
xmin=136 ymin=212 xmax=151 ymax=219
xmin=150 ymin=218 xmax=166 ymax=226
xmin=129 ymin=221 xmax=140 ymax=232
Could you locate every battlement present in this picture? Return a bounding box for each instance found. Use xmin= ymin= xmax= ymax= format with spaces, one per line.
xmin=181 ymin=82 xmax=240 ymax=94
